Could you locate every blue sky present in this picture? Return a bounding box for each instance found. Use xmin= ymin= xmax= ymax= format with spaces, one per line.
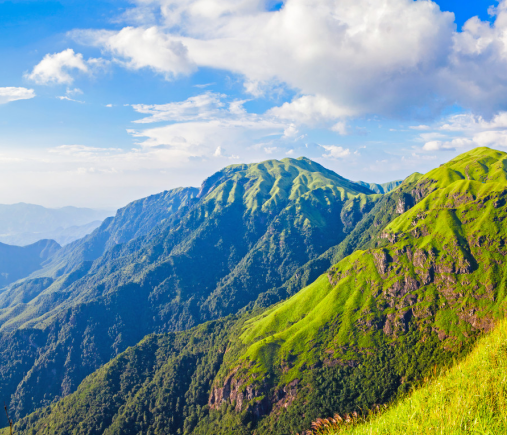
xmin=0 ymin=0 xmax=506 ymax=208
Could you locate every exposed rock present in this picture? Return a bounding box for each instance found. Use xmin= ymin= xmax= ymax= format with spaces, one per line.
xmin=396 ymin=193 xmax=415 ymax=214
xmin=373 ymin=249 xmax=391 ymax=276
xmin=272 ymin=379 xmax=300 ymax=411
xmin=383 ymin=309 xmax=413 ymax=336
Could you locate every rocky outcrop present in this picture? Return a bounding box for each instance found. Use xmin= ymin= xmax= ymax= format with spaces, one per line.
xmin=208 ymin=368 xmax=270 ymax=414
xmin=383 ymin=309 xmax=413 ymax=336
xmin=373 ymin=249 xmax=391 ymax=276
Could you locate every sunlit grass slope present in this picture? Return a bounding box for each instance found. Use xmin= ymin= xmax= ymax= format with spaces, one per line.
xmin=221 ymin=147 xmax=507 ymax=387
xmin=333 ymin=318 xmax=507 ymax=434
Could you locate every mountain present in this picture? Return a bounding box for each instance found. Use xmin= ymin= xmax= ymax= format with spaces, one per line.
xmin=0 ymin=203 xmax=112 ymax=246
xmin=6 ymin=146 xmax=507 ymax=435
xmin=0 ymin=239 xmax=60 ymax=289
xmin=353 ymin=179 xmax=405 ymax=194
xmin=322 ymin=317 xmax=507 ymax=434
xmin=7 ymin=146 xmax=507 ymax=435
xmin=0 ymin=220 xmax=104 ymax=247
xmin=0 ymin=157 xmax=380 ymax=422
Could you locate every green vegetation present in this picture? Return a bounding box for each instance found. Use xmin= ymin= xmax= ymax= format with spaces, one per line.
xmin=353 ymin=179 xmax=403 ymax=194
xmin=320 ymin=317 xmax=507 ymax=434
xmin=4 ymin=147 xmax=507 ymax=435
xmin=0 ymin=157 xmax=379 ymax=423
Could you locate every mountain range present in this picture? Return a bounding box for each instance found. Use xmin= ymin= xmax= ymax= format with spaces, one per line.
xmin=1 ymin=147 xmax=505 ymax=434
xmin=0 ymin=203 xmax=112 ymax=246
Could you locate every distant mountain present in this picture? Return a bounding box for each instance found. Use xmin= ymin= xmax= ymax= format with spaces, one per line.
xmin=0 ymin=203 xmax=113 ymax=246
xmin=353 ymin=178 xmax=405 ymax=194
xmin=8 ymin=147 xmax=507 ymax=435
xmin=0 ymin=157 xmax=379 ymax=422
xmin=0 ymin=239 xmax=60 ymax=288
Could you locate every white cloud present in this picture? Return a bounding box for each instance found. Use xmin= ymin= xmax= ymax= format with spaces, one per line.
xmin=127 ymin=92 xmax=297 ymax=160
xmin=331 ymin=121 xmax=348 ymax=135
xmin=57 ymin=96 xmax=85 ymax=103
xmin=0 ymin=87 xmax=35 ymax=104
xmin=420 ymin=111 xmax=507 ymax=151
xmin=410 ymin=125 xmax=431 ymax=130
xmin=266 ymin=94 xmax=353 ymax=124
xmin=440 ymin=112 xmax=507 ymax=132
xmin=70 ymin=0 xmax=507 ymax=119
xmin=321 ymin=145 xmax=351 ymax=159
xmin=132 ymin=92 xmax=225 ymax=123
xmin=126 ymin=92 xmax=360 ymax=163
xmin=48 ymin=145 xmax=122 ymax=156
xmin=264 ymin=146 xmax=277 ymax=154
xmin=66 ymin=88 xmax=83 ymax=96
xmin=214 ymin=146 xmax=239 ymax=159
xmin=283 ymin=124 xmax=299 ymax=138
xmin=194 ymin=82 xmax=215 ymax=88
xmin=74 ymin=26 xmax=195 ymax=79
xmin=26 ymin=49 xmax=105 ymax=85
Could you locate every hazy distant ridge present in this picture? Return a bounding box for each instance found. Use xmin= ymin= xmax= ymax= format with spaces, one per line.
xmin=0 ymin=203 xmax=113 ymax=246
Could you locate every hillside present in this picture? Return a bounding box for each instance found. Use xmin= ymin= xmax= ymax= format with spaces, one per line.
xmin=328 ymin=317 xmax=507 ymax=434
xmin=0 ymin=157 xmax=379 ymax=422
xmin=353 ymin=179 xmax=404 ymax=194
xmin=7 ymin=147 xmax=506 ymax=435
xmin=0 ymin=239 xmax=60 ymax=288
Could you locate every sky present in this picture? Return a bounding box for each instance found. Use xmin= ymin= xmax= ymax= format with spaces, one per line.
xmin=1 ymin=0 xmax=507 ymax=208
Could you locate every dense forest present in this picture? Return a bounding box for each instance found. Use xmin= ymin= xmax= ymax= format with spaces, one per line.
xmin=2 ymin=147 xmax=507 ymax=434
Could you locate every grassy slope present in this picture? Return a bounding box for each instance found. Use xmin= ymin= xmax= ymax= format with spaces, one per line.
xmin=334 ymin=317 xmax=507 ymax=434
xmin=7 ymin=148 xmax=507 ymax=435
xmin=0 ymin=157 xmax=379 ymax=424
xmin=235 ymin=147 xmax=507 ymax=379
xmin=254 ymin=171 xmax=425 ymax=308
xmin=197 ymin=147 xmax=507 ymax=433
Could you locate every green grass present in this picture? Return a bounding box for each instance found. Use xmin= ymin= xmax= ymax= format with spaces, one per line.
xmin=329 ymin=317 xmax=507 ymax=434
xmin=213 ymin=146 xmax=507 ymax=401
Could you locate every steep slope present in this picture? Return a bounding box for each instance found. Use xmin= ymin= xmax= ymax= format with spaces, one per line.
xmin=0 ymin=157 xmax=378 ymax=422
xmin=8 ymin=147 xmax=507 ymax=435
xmin=253 ymin=171 xmax=424 ymax=308
xmin=0 ymin=240 xmax=60 ymax=289
xmin=41 ymin=186 xmax=199 ymax=276
xmin=201 ymin=147 xmax=507 ymax=434
xmin=330 ymin=317 xmax=507 ymax=434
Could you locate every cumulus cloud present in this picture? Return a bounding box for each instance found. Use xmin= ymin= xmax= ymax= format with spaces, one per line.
xmin=126 ymin=92 xmax=358 ymax=163
xmin=26 ymin=49 xmax=105 ymax=85
xmin=421 ymin=110 xmax=507 ymax=151
xmin=67 ymin=0 xmax=507 ymax=120
xmin=74 ymin=26 xmax=195 ymax=79
xmin=321 ymin=145 xmax=351 ymax=159
xmin=0 ymin=87 xmax=35 ymax=104
xmin=267 ymin=95 xmax=353 ymax=124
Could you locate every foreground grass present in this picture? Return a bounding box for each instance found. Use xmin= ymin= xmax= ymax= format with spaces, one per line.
xmin=326 ymin=318 xmax=507 ymax=434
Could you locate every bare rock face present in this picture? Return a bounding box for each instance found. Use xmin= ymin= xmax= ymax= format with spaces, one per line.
xmin=373 ymin=249 xmax=391 ymax=276
xmin=383 ymin=309 xmax=413 ymax=336
xmin=396 ymin=193 xmax=415 ymax=214
xmin=272 ymin=379 xmax=300 ymax=411
xmin=411 ymin=179 xmax=435 ymax=202
xmin=208 ymin=368 xmax=270 ymax=415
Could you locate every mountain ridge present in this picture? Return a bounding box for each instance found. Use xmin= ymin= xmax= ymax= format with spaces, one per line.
xmin=0 ymin=156 xmax=382 ymax=423
xmin=5 ymin=147 xmax=506 ymax=434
